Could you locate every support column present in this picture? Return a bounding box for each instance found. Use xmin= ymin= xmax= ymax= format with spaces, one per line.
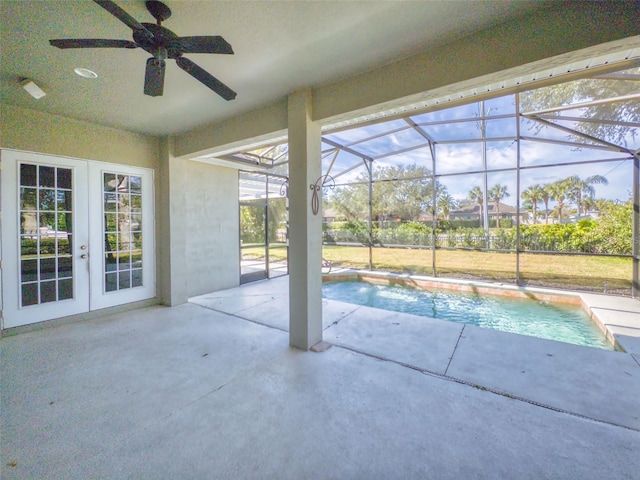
xmin=288 ymin=89 xmax=323 ymax=350
xmin=158 ymin=136 xmax=189 ymax=306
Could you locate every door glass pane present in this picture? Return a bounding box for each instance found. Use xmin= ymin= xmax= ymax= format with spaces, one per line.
xmin=21 ymin=283 xmax=39 ymax=306
xmin=131 ymin=269 xmax=143 ymax=287
xmin=57 ymin=213 xmax=72 ymax=255
xmin=240 ymin=172 xmax=290 ymax=283
xmin=102 ymin=172 xmax=143 ymax=292
xmin=131 ymin=251 xmax=142 ymax=267
xmin=57 ymin=190 xmax=72 ymax=210
xmin=40 ymin=281 xmax=57 ymax=303
xmin=133 ymin=232 xmax=142 ymax=250
xmin=130 ymin=176 xmax=142 ymax=194
xmin=57 ymin=168 xmax=72 ymax=189
xmin=119 ymin=271 xmax=131 ymax=289
xmin=104 ymin=173 xmax=116 ymax=191
xmin=18 ymin=163 xmax=74 ymax=307
xmin=20 ymin=163 xmax=37 ymax=187
xmin=39 ymin=258 xmax=56 ymax=281
xmin=240 ymin=202 xmax=267 ymax=283
xmin=21 ymin=259 xmax=37 ymax=283
xmin=39 ymin=166 xmax=55 ymax=187
xmin=39 ymin=189 xmax=56 ymax=210
xmin=59 ymin=279 xmax=73 ymax=300
xmin=267 ymin=196 xmax=288 ymax=278
xmin=105 ymin=272 xmax=118 ymax=292
xmin=58 ymin=257 xmax=73 ymax=278
xmin=20 ymin=187 xmax=37 ymax=209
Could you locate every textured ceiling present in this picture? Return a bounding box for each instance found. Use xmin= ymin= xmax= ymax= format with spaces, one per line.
xmin=0 ymin=0 xmax=541 ymax=136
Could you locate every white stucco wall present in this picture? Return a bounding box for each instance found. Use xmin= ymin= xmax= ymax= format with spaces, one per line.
xmin=184 ymin=160 xmax=239 ymax=296
xmin=0 ymin=105 xmax=159 ymax=167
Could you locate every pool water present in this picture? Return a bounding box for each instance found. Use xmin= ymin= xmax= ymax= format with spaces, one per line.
xmin=322 ymin=281 xmax=613 ymax=350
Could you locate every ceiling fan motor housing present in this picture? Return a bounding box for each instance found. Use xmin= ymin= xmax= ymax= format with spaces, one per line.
xmin=134 ymin=23 xmax=183 ymax=59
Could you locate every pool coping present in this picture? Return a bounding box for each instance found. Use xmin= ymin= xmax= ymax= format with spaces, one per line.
xmin=323 ymin=269 xmax=640 ymax=354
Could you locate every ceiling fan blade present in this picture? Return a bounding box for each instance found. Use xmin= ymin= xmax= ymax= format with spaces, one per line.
xmin=176 ymin=57 xmax=236 ymax=101
xmin=144 ymin=58 xmax=165 ymax=97
xmin=179 ymin=36 xmax=234 ymax=55
xmin=92 ymin=0 xmax=153 ymax=41
xmin=50 ymin=39 xmax=138 ymax=49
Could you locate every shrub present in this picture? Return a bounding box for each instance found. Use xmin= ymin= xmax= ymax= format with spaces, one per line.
xmin=491 ymin=228 xmax=516 ymax=250
xmin=590 ymin=201 xmax=632 ymax=254
xmin=322 ymin=205 xmax=632 ymax=256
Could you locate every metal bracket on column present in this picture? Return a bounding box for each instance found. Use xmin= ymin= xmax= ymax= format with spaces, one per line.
xmin=309 ymin=174 xmax=335 ymax=215
xmin=280 ymin=179 xmax=289 ymax=197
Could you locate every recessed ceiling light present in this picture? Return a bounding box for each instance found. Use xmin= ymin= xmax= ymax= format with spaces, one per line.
xmin=74 ymin=68 xmax=98 ymax=79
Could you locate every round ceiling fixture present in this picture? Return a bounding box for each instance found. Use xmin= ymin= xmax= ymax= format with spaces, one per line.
xmin=74 ymin=68 xmax=98 ymax=79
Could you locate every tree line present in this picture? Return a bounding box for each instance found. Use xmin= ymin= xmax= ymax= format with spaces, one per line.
xmin=520 ymin=175 xmax=608 ymax=224
xmin=327 ymin=164 xmax=609 ymax=227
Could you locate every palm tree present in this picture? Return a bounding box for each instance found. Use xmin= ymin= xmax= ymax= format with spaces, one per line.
xmin=521 ymin=184 xmax=544 ymax=224
xmin=437 ymin=193 xmax=457 ymax=220
xmin=581 ymin=196 xmax=596 ymax=216
xmin=565 ymin=176 xmax=581 ymax=215
xmin=541 ymin=185 xmax=551 ymax=224
xmin=548 ymin=179 xmax=572 ymax=223
xmin=489 ymin=184 xmax=509 ymax=228
xmin=567 ymin=175 xmax=608 ymax=215
xmin=468 ymin=186 xmax=484 ymax=228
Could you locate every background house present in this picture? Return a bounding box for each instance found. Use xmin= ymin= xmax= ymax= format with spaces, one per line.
xmin=449 ymin=202 xmax=527 ymax=226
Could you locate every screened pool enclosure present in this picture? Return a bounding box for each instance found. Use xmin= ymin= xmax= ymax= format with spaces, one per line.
xmin=233 ymin=66 xmax=640 ymax=296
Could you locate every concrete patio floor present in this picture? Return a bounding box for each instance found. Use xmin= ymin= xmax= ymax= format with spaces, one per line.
xmin=2 ymin=275 xmax=640 ymax=479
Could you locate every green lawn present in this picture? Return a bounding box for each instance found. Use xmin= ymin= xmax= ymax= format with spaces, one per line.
xmin=242 ymin=244 xmax=632 ymax=295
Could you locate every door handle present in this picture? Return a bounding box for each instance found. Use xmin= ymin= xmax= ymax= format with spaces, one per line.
xmin=80 ymin=254 xmax=88 ymax=259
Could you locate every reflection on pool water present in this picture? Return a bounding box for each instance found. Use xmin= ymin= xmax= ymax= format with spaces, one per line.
xmin=322 ymin=281 xmax=613 ymax=350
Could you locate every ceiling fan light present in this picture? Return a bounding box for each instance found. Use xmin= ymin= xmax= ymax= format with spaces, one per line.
xmin=21 ymin=79 xmax=46 ymax=99
xmin=74 ymin=68 xmax=98 ymax=79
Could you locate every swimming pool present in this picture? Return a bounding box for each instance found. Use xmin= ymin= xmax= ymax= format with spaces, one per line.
xmin=322 ymin=280 xmax=613 ymax=350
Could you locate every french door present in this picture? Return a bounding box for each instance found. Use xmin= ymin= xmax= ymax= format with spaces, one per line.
xmin=1 ymin=150 xmax=155 ymax=329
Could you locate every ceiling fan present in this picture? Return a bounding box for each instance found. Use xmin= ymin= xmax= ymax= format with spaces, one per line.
xmin=50 ymin=0 xmax=236 ymax=100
